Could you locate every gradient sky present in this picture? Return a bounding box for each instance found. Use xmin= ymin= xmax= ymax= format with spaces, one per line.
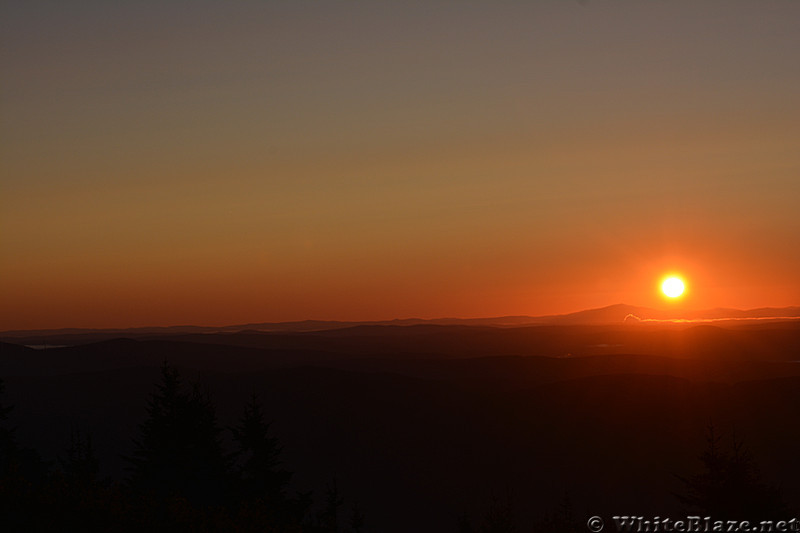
xmin=2 ymin=1 xmax=799 ymax=330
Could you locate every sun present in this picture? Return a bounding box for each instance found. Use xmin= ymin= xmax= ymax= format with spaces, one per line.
xmin=661 ymin=276 xmax=685 ymax=298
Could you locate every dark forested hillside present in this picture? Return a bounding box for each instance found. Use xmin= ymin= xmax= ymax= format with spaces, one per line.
xmin=1 ymin=323 xmax=798 ymax=531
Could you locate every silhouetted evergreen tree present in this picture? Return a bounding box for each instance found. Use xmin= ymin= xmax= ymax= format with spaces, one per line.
xmin=675 ymin=424 xmax=787 ymax=519
xmin=230 ymin=393 xmax=306 ymax=531
xmin=33 ymin=429 xmax=123 ymax=533
xmin=59 ymin=428 xmax=99 ymax=489
xmin=0 ymin=368 xmax=342 ymax=532
xmin=126 ymin=362 xmax=229 ymax=507
xmin=304 ymin=476 xmax=365 ymax=533
xmin=319 ymin=477 xmax=345 ymax=532
xmin=231 ymin=393 xmax=291 ymax=501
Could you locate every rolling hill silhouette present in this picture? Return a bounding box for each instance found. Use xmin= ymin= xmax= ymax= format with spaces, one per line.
xmin=3 ymin=304 xmax=799 ymax=346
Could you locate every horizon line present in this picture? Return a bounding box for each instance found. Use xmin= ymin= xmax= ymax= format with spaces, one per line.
xmin=3 ymin=303 xmax=800 ymax=336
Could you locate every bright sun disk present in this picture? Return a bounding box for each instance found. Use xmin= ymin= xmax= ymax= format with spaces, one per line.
xmin=661 ymin=276 xmax=685 ymax=298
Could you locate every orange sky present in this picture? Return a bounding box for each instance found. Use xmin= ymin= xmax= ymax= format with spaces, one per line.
xmin=2 ymin=1 xmax=799 ymax=330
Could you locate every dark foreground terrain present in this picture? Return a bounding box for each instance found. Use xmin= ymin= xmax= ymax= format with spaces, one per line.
xmin=1 ymin=320 xmax=799 ymax=531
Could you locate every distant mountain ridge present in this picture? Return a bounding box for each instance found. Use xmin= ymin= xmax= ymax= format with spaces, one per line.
xmin=2 ymin=304 xmax=799 ymax=344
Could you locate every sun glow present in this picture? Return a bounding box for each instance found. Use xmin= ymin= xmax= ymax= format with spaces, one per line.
xmin=661 ymin=276 xmax=685 ymax=298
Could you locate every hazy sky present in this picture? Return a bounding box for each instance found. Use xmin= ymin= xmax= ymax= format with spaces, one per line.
xmin=2 ymin=1 xmax=799 ymax=329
